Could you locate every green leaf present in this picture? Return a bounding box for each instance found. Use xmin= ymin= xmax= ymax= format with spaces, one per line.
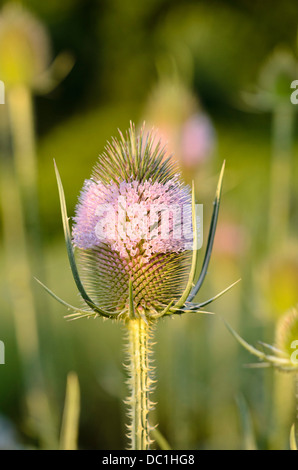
xmin=224 ymin=320 xmax=269 ymax=361
xmin=150 ymin=427 xmax=172 ymax=450
xmin=224 ymin=319 xmax=293 ymax=368
xmin=159 ymin=300 xmax=174 ymax=317
xmin=236 ymin=395 xmax=257 ymax=450
xmin=169 ymin=181 xmax=198 ymax=312
xmin=186 ymin=278 xmax=241 ymax=310
xmin=187 ymin=161 xmax=225 ymax=302
xmin=35 ymin=277 xmax=94 ymax=315
xmin=54 ymin=161 xmax=115 ymax=319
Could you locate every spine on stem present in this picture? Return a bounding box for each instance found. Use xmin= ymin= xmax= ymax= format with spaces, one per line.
xmin=125 ymin=318 xmax=155 ymax=450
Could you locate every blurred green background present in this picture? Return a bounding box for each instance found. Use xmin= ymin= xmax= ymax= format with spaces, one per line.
xmin=0 ymin=0 xmax=298 ymax=450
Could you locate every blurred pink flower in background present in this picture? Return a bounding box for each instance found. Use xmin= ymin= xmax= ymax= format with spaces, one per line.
xmin=180 ymin=113 xmax=215 ymax=168
xmin=142 ymin=79 xmax=216 ymax=174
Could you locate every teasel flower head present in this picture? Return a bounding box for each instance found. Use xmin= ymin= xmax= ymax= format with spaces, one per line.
xmin=37 ymin=123 xmax=229 ymax=323
xmin=73 ymin=172 xmax=192 ymax=319
xmin=276 ymin=308 xmax=298 ymax=362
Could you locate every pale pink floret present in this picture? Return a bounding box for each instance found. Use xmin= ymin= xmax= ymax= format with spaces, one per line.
xmin=72 ymin=177 xmax=192 ymax=262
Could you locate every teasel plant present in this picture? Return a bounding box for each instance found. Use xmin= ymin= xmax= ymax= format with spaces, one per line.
xmin=225 ymin=307 xmax=298 ymax=450
xmin=240 ymin=47 xmax=298 ymax=449
xmin=37 ymin=123 xmax=237 ymax=450
xmin=240 ymin=47 xmax=298 ymax=249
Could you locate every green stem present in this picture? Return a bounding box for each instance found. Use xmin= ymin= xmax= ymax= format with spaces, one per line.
xmin=126 ymin=318 xmax=153 ymax=450
xmin=0 ymin=85 xmax=57 ymax=447
xmin=7 ymin=84 xmax=44 ymax=270
xmin=268 ymin=103 xmax=294 ymax=248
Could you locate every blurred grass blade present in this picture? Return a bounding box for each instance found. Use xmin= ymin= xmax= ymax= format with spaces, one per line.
xmin=60 ymin=372 xmax=80 ymax=450
xmin=244 ymin=362 xmax=271 ymax=369
xmin=187 ymin=161 xmax=225 ymax=302
xmin=151 ymin=427 xmax=172 ymax=450
xmin=290 ymin=424 xmax=297 ymax=450
xmin=236 ymin=395 xmax=257 ymax=450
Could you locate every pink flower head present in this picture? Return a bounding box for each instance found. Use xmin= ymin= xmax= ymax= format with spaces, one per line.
xmin=72 ymin=124 xmax=193 ymax=318
xmin=73 ymin=177 xmax=192 ymax=262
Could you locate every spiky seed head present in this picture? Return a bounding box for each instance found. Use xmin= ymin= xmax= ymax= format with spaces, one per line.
xmin=0 ymin=4 xmax=51 ymax=88
xmin=72 ymin=124 xmax=193 ymax=320
xmin=275 ymin=307 xmax=298 ymax=358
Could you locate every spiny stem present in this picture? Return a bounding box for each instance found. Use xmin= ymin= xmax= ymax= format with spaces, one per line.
xmin=125 ymin=318 xmax=154 ymax=450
